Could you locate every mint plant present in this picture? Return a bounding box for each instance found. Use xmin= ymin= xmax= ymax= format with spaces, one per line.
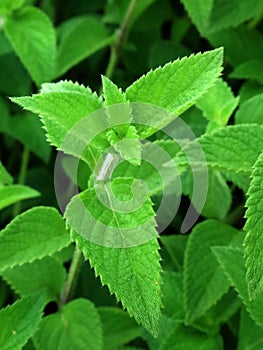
xmin=1 ymin=1 xmax=263 ymax=349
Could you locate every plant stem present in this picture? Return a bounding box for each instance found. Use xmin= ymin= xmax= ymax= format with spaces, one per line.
xmin=12 ymin=146 xmax=30 ymax=217
xmin=105 ymin=0 xmax=138 ymax=79
xmin=59 ymin=248 xmax=84 ymax=307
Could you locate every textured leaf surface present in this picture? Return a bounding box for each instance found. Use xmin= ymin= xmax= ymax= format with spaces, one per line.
xmin=184 ymin=220 xmax=241 ymax=323
xmin=33 ymin=299 xmax=102 ymax=350
xmin=174 ymin=124 xmax=263 ymax=176
xmin=213 ymin=246 xmax=263 ymax=329
xmin=0 ymin=291 xmax=46 ymax=350
xmin=196 ymin=78 xmax=239 ymax=131
xmin=56 ymin=16 xmax=113 ymax=77
xmin=71 ymin=230 xmax=162 ymax=336
xmin=98 ymin=307 xmax=142 ymax=350
xmin=1 ymin=257 xmax=66 ymax=302
xmin=65 ymin=177 xmax=158 ymax=247
xmin=244 ymin=152 xmax=263 ymax=299
xmin=11 ymin=81 xmax=106 ymax=168
xmin=4 ymin=6 xmax=56 ymax=85
xmin=0 ymin=207 xmax=70 ymax=271
xmin=235 ymin=94 xmax=263 ymax=125
xmin=126 ymin=48 xmax=223 ymax=127
xmin=0 ymin=184 xmax=39 ymax=211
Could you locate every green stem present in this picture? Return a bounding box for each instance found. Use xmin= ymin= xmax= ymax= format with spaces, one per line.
xmin=105 ymin=0 xmax=138 ymax=79
xmin=12 ymin=146 xmax=30 ymax=217
xmin=59 ymin=248 xmax=84 ymax=307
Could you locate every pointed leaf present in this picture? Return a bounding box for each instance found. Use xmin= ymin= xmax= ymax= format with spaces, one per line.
xmin=244 ymin=152 xmax=263 ymax=299
xmin=213 ymin=246 xmax=263 ymax=329
xmin=33 ymin=298 xmax=102 ymax=350
xmin=126 ymin=48 xmax=223 ymax=134
xmin=0 ymin=291 xmax=46 ymax=350
xmin=0 ymin=184 xmax=39 ymax=211
xmin=0 ymin=162 xmax=13 ymax=185
xmin=0 ymin=206 xmax=71 ymax=271
xmin=71 ymin=231 xmax=162 ymax=336
xmin=4 ymin=6 xmax=56 ymax=85
xmin=184 ymin=220 xmax=242 ymax=323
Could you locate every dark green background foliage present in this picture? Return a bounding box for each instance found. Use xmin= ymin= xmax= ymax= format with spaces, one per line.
xmin=1 ymin=0 xmax=263 ymax=349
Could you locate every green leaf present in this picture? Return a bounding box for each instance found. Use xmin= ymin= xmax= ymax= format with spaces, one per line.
xmin=102 ymin=76 xmax=141 ymax=164
xmin=0 ymin=291 xmax=46 ymax=350
xmin=0 ymin=162 xmax=13 ymax=185
xmin=244 ymin=152 xmax=263 ymax=299
xmin=160 ymin=234 xmax=187 ymax=272
xmin=235 ymin=94 xmax=263 ymax=125
xmin=1 ymin=256 xmax=66 ymax=302
xmin=160 ymin=324 xmax=223 ymax=350
xmin=33 ymin=298 xmax=102 ymax=350
xmin=126 ymin=48 xmax=223 ymax=135
xmin=230 ymin=59 xmax=263 ymax=83
xmin=4 ymin=6 xmax=56 ymax=85
xmin=55 ymin=16 xmax=113 ymax=78
xmin=196 ymin=78 xmax=239 ymax=131
xmin=0 ymin=0 xmax=25 ymax=11
xmin=71 ymin=231 xmax=162 ymax=336
xmin=65 ymin=177 xmax=158 ymax=247
xmin=213 ymin=246 xmax=263 ymax=329
xmin=0 ymin=113 xmax=51 ymax=163
xmin=11 ymin=81 xmax=106 ymax=168
xmin=173 ymin=124 xmax=263 ymax=177
xmin=184 ymin=220 xmax=242 ymax=323
xmin=98 ymin=307 xmax=142 ymax=350
xmin=0 ymin=184 xmax=39 ymax=211
xmin=0 ymin=206 xmax=71 ymax=271
xmin=238 ymin=307 xmax=263 ymax=350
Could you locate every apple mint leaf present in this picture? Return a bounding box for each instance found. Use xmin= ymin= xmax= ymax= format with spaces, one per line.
xmin=11 ymin=81 xmax=108 ymax=169
xmin=184 ymin=220 xmax=242 ymax=323
xmin=244 ymin=152 xmax=263 ymax=299
xmin=33 ymin=298 xmax=102 ymax=350
xmin=102 ymin=75 xmax=141 ymax=164
xmin=1 ymin=256 xmax=66 ymax=302
xmin=3 ymin=6 xmax=56 ymax=85
xmin=55 ymin=16 xmax=113 ymax=78
xmin=173 ymin=124 xmax=263 ymax=176
xmin=0 ymin=207 xmax=70 ymax=271
xmin=213 ymin=246 xmax=263 ymax=329
xmin=98 ymin=307 xmax=142 ymax=350
xmin=126 ymin=48 xmax=223 ymax=134
xmin=230 ymin=59 xmax=263 ymax=83
xmin=0 ymin=291 xmax=46 ymax=350
xmin=235 ymin=94 xmax=263 ymax=125
xmin=196 ymin=78 xmax=239 ymax=132
xmin=71 ymin=230 xmax=162 ymax=337
xmin=0 ymin=184 xmax=39 ymax=211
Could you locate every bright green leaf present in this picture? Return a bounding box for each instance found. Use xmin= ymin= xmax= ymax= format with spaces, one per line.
xmin=33 ymin=298 xmax=102 ymax=350
xmin=0 ymin=206 xmax=71 ymax=271
xmin=184 ymin=220 xmax=242 ymax=323
xmin=244 ymin=152 xmax=263 ymax=299
xmin=55 ymin=16 xmax=113 ymax=78
xmin=1 ymin=256 xmax=66 ymax=302
xmin=4 ymin=6 xmax=56 ymax=85
xmin=213 ymin=246 xmax=263 ymax=329
xmin=0 ymin=0 xmax=25 ymax=11
xmin=0 ymin=184 xmax=39 ymax=211
xmin=196 ymin=78 xmax=239 ymax=131
xmin=0 ymin=291 xmax=46 ymax=350
xmin=126 ymin=48 xmax=223 ymax=136
xmin=0 ymin=162 xmax=13 ymax=185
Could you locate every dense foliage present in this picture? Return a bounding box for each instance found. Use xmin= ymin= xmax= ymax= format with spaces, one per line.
xmin=1 ymin=0 xmax=263 ymax=349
